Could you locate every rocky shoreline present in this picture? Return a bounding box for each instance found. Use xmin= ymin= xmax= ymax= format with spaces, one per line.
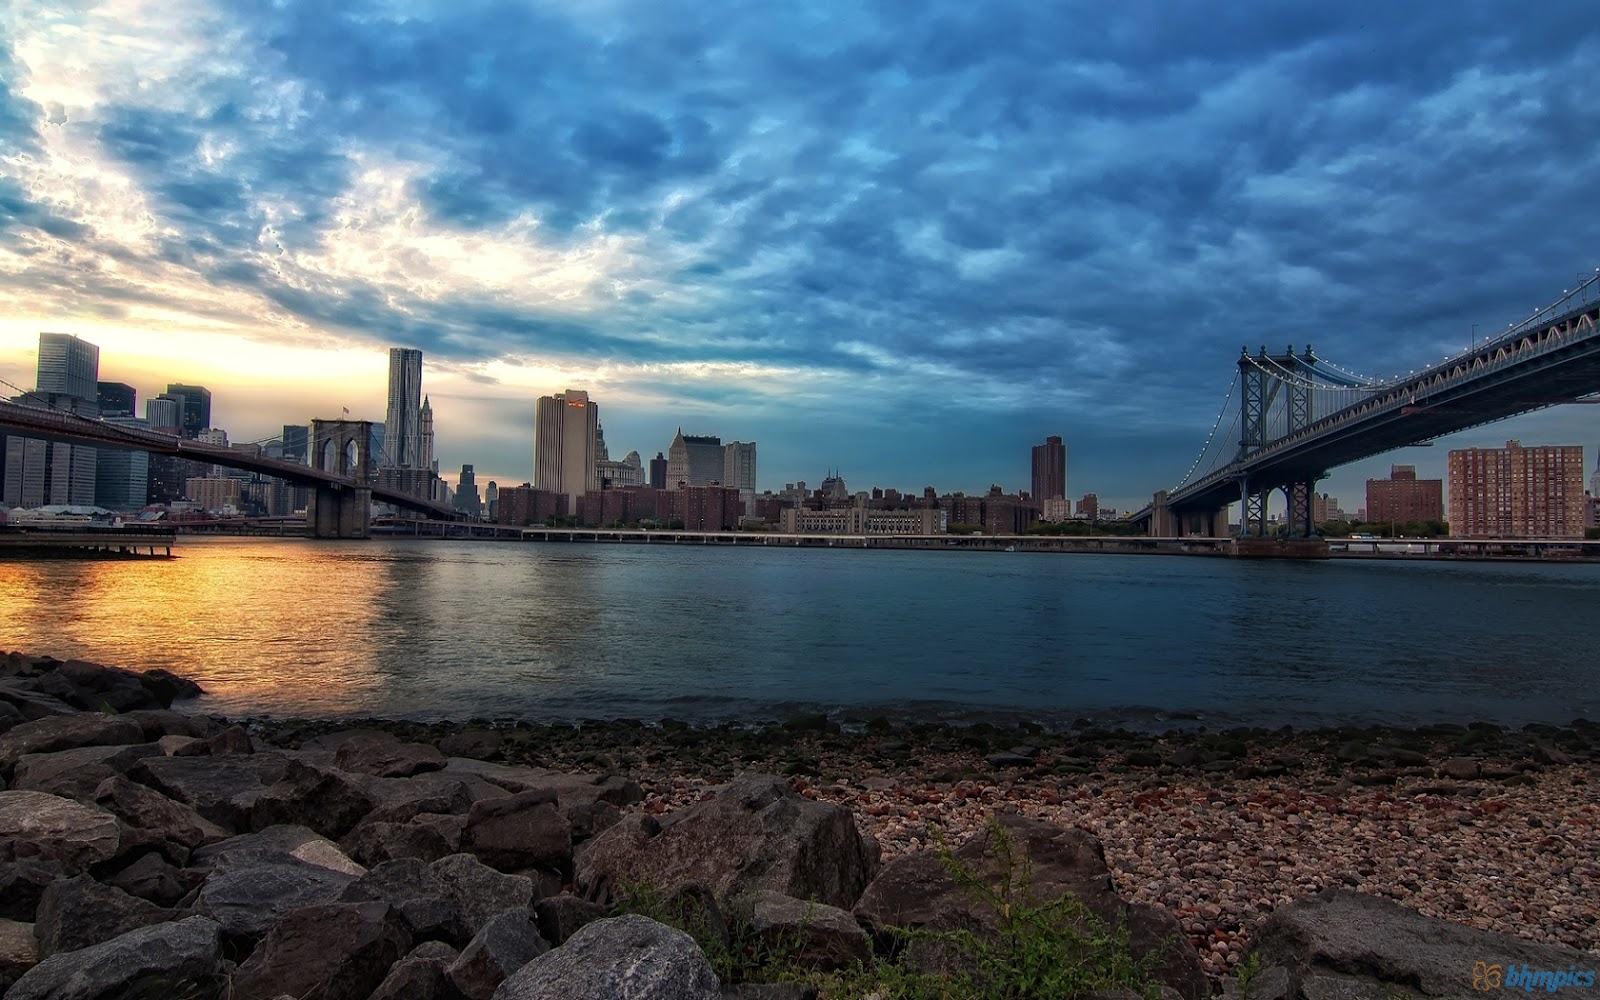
xmin=2 ymin=651 xmax=1597 ymax=999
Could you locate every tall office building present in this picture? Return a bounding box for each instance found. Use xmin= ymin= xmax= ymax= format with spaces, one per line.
xmin=534 ymin=389 xmax=599 ymax=513
xmin=281 ymin=425 xmax=310 ymax=464
xmin=1031 ymin=435 xmax=1066 ymax=501
xmin=383 ymin=348 xmax=424 ymax=468
xmin=723 ymin=441 xmax=757 ymax=492
xmin=419 ymin=395 xmax=435 ymax=472
xmin=95 ymin=415 xmax=150 ymax=510
xmin=37 ymin=334 xmax=99 ymax=400
xmin=649 ymin=452 xmax=667 ymax=489
xmin=96 ymin=381 xmax=136 ymax=416
xmin=1365 ymin=465 xmax=1443 ymax=525
xmin=1448 ymin=441 xmax=1585 ymax=538
xmin=164 ymin=384 xmax=211 ymax=439
xmin=146 ymin=395 xmax=181 ymax=432
xmin=666 ymin=430 xmax=724 ymax=488
xmin=1591 ymin=449 xmax=1600 ymax=498
xmin=455 ymin=464 xmax=482 ymax=517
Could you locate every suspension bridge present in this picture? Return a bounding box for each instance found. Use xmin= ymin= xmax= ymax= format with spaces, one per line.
xmin=0 ymin=401 xmax=455 ymax=537
xmin=1131 ymin=274 xmax=1600 ymax=538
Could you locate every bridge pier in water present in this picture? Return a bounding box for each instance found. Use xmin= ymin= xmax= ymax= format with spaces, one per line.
xmin=306 ymin=419 xmax=375 ymax=539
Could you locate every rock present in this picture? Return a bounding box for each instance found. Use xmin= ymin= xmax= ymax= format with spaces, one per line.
xmin=0 ymin=918 xmax=38 ymax=993
xmin=448 ymin=909 xmax=550 ymax=1000
xmin=1250 ymin=889 xmax=1597 ymax=997
xmin=444 ymin=760 xmax=643 ymax=809
xmin=1335 ymin=740 xmax=1368 ymax=763
xmin=191 ymin=824 xmax=366 ymax=876
xmin=336 ymin=732 xmax=448 ymax=777
xmin=104 ymin=852 xmax=195 ymax=907
xmin=1438 ymin=757 xmax=1480 ymax=780
xmin=745 ymin=889 xmax=870 ymax=972
xmin=432 ymin=854 xmax=537 ymax=942
xmin=12 ymin=744 xmax=165 ymax=801
xmin=207 ymin=725 xmax=253 ymax=756
xmin=490 ymin=914 xmax=720 ymax=1000
xmin=985 ymin=752 xmax=1035 ymax=768
xmin=94 ymin=774 xmax=228 ymax=864
xmin=158 ymin=734 xmax=205 ymax=756
xmin=119 ymin=709 xmax=220 ymax=742
xmin=464 ymin=789 xmax=573 ymax=873
xmin=0 ymin=701 xmax=25 ymax=737
xmin=248 ymin=757 xmax=380 ymax=840
xmin=0 ymin=715 xmax=146 ymax=778
xmin=854 ymin=814 xmax=1205 ymax=1000
xmin=0 ymin=680 xmax=76 ymax=723
xmin=575 ymin=773 xmax=876 ymax=910
xmin=439 ymin=729 xmax=503 ymax=760
xmin=0 ymin=859 xmax=62 ymax=921
xmin=342 ymin=816 xmax=462 ymax=866
xmin=4 ymin=915 xmax=223 ymax=1000
xmin=370 ymin=940 xmax=460 ymax=1000
xmin=34 ymin=873 xmax=173 ymax=958
xmin=0 ymin=791 xmax=121 ymax=874
xmin=532 ymin=894 xmax=609 ymax=946
xmin=336 ymin=856 xmax=467 ymax=944
xmin=128 ymin=753 xmax=292 ymax=832
xmin=229 ymin=901 xmax=411 ymax=1000
xmin=139 ymin=668 xmax=203 ymax=705
xmin=194 ymin=850 xmax=360 ymax=941
xmin=36 ymin=660 xmax=166 ymax=714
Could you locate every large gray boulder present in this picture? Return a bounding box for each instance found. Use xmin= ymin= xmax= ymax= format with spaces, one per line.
xmin=247 ymin=757 xmax=381 ymax=840
xmin=853 ymin=814 xmax=1205 ymax=1000
xmin=0 ymin=715 xmax=145 ymax=778
xmin=1250 ymin=889 xmax=1600 ymax=997
xmin=448 ymin=908 xmax=550 ymax=1000
xmin=4 ymin=915 xmax=223 ymax=1000
xmin=93 ymin=774 xmax=228 ymax=864
xmin=370 ymin=940 xmax=460 ymax=1000
xmin=334 ymin=732 xmax=448 ymax=778
xmin=189 ymin=823 xmax=365 ymax=876
xmin=11 ymin=744 xmax=163 ymax=801
xmin=341 ymin=814 xmax=463 ymax=866
xmin=491 ymin=914 xmax=720 ymax=1000
xmin=0 ymin=791 xmax=120 ymax=874
xmin=575 ymin=773 xmax=876 ymax=910
xmin=194 ymin=850 xmax=359 ymax=940
xmin=745 ymin=890 xmax=870 ymax=972
xmin=0 ymin=859 xmax=64 ymax=920
xmin=127 ymin=753 xmax=292 ymax=831
xmin=34 ymin=873 xmax=173 ymax=958
xmin=32 ymin=660 xmax=171 ymax=714
xmin=228 ymin=901 xmax=411 ymax=1000
xmin=463 ymin=789 xmax=573 ymax=873
xmin=0 ymin=917 xmax=37 ymax=993
xmin=431 ymin=853 xmax=538 ymax=942
xmin=336 ymin=856 xmax=468 ymax=944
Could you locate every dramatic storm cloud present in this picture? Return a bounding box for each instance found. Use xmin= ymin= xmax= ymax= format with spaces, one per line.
xmin=2 ymin=1 xmax=1598 ymax=503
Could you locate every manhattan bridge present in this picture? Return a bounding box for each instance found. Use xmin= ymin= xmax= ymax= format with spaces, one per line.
xmin=1130 ymin=273 xmax=1600 ymax=537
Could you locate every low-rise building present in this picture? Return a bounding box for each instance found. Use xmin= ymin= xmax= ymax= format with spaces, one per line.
xmin=780 ymin=507 xmax=944 ymax=534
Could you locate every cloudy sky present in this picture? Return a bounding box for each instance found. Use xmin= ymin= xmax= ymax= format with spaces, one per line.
xmin=2 ymin=1 xmax=1598 ymax=508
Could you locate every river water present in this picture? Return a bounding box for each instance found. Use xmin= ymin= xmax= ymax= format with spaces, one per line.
xmin=2 ymin=537 xmax=1596 ymax=729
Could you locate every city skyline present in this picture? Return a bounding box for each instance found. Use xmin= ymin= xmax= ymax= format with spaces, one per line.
xmin=3 ymin=5 xmax=1599 ymax=505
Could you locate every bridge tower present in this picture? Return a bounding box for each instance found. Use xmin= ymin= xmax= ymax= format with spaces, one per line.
xmin=1236 ymin=346 xmax=1324 ymax=537
xmin=306 ymin=419 xmax=374 ymax=539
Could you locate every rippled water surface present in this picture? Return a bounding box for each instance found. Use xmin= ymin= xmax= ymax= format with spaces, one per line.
xmin=2 ymin=537 xmax=1597 ymax=728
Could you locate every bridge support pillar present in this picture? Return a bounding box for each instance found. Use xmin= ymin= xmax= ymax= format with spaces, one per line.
xmin=1237 ymin=477 xmax=1267 ymax=537
xmin=306 ymin=485 xmax=373 ymax=539
xmin=306 ymin=419 xmax=374 ymax=540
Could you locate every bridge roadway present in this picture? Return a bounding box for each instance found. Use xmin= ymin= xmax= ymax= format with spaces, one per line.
xmin=1136 ymin=290 xmax=1600 ymax=522
xmin=0 ymin=399 xmax=456 ymax=519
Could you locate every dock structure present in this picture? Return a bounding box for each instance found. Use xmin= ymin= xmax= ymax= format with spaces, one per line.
xmin=0 ymin=528 xmax=176 ymax=558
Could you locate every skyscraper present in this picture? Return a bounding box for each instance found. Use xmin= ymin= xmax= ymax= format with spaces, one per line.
xmin=723 ymin=441 xmax=757 ymax=491
xmin=37 ymin=334 xmax=99 ymax=400
xmin=534 ymin=389 xmax=598 ymax=513
xmin=164 ymin=384 xmax=211 ymax=439
xmin=649 ymin=452 xmax=667 ymax=489
xmin=1448 ymin=441 xmax=1585 ymax=538
xmin=666 ymin=430 xmax=724 ymax=488
xmin=96 ymin=381 xmax=136 ymax=416
xmin=383 ymin=348 xmax=424 ymax=468
xmin=281 ymin=425 xmax=310 ymax=464
xmin=1031 ymin=435 xmax=1066 ymax=501
xmin=145 ymin=396 xmax=181 ymax=432
xmin=419 ymin=395 xmax=435 ymax=472
xmin=455 ymin=464 xmax=482 ymax=517
xmin=95 ymin=415 xmax=150 ymax=510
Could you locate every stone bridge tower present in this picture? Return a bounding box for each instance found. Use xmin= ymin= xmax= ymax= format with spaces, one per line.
xmin=306 ymin=419 xmax=374 ymax=539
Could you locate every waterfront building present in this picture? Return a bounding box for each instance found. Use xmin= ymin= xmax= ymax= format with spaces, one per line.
xmin=1586 ymin=493 xmax=1599 ymax=533
xmin=648 ymin=451 xmax=667 ymax=489
xmin=665 ymin=484 xmax=742 ymax=531
xmin=96 ymin=381 xmax=136 ymax=416
xmin=455 ymin=464 xmax=482 ymax=517
xmin=665 ymin=430 xmax=725 ymax=488
xmin=146 ymin=455 xmax=209 ymax=505
xmin=1076 ymin=493 xmax=1099 ymax=520
xmin=1447 ymin=441 xmax=1585 ymax=538
xmin=780 ymin=506 xmax=945 ymax=534
xmin=534 ymin=389 xmax=599 ymax=512
xmin=382 ymin=348 xmax=424 ymax=468
xmin=1031 ymin=435 xmax=1066 ymax=503
xmin=723 ymin=441 xmax=757 ymax=491
xmin=3 ymin=334 xmax=101 ymax=508
xmin=185 ymin=476 xmax=241 ymax=514
xmin=497 ymin=484 xmax=568 ymax=525
xmin=1042 ymin=497 xmax=1073 ymax=522
xmin=163 ymin=384 xmax=211 ymax=439
xmin=94 ymin=415 xmax=150 ymax=510
xmin=485 ymin=481 xmax=498 ymax=521
xmin=1366 ymin=465 xmax=1443 ymax=525
xmin=820 ymin=471 xmax=849 ymax=501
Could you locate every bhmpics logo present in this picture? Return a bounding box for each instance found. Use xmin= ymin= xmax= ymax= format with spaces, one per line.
xmin=1474 ymin=961 xmax=1598 ymax=992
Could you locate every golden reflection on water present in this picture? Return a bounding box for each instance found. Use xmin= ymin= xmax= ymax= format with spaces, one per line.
xmin=0 ymin=538 xmax=387 ymax=716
